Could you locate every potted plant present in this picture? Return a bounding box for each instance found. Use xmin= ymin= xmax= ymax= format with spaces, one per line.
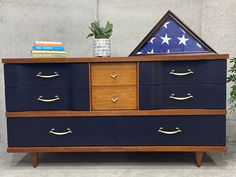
xmin=87 ymin=21 xmax=113 ymax=57
xmin=227 ymin=57 xmax=236 ymax=112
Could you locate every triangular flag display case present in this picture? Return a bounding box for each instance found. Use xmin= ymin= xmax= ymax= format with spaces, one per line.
xmin=130 ymin=10 xmax=215 ymax=55
xmin=2 ymin=10 xmax=228 ymax=168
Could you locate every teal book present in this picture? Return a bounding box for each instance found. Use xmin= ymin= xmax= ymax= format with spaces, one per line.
xmin=32 ymin=46 xmax=65 ymax=51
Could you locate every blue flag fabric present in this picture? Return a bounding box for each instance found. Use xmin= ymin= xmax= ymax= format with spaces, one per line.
xmin=136 ymin=17 xmax=209 ymax=55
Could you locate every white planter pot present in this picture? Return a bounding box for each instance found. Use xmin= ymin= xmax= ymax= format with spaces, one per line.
xmin=93 ymin=39 xmax=111 ymax=57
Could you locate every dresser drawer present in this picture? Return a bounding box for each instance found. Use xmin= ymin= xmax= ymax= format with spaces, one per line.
xmin=139 ymin=85 xmax=226 ymax=109
xmin=92 ymin=86 xmax=137 ymax=110
xmin=116 ymin=116 xmax=225 ymax=145
xmin=91 ymin=63 xmax=137 ymax=86
xmin=6 ymin=87 xmax=89 ymax=111
xmin=139 ymin=60 xmax=226 ymax=85
xmin=7 ymin=117 xmax=115 ymax=147
xmin=4 ymin=63 xmax=89 ymax=88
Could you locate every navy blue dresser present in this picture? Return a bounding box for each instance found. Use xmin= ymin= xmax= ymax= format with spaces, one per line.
xmin=139 ymin=60 xmax=226 ymax=109
xmin=2 ymin=55 xmax=228 ymax=167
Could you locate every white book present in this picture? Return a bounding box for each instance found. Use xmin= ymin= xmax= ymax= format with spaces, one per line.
xmin=34 ymin=41 xmax=63 ymax=45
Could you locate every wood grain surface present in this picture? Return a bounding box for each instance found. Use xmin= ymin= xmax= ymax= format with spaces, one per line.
xmin=7 ymin=146 xmax=227 ymax=153
xmin=6 ymin=109 xmax=226 ymax=118
xmin=91 ymin=86 xmax=137 ymax=110
xmin=91 ymin=62 xmax=137 ymax=86
xmin=2 ymin=54 xmax=229 ymax=64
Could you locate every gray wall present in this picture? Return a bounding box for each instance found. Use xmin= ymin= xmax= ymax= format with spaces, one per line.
xmin=0 ymin=0 xmax=236 ymax=148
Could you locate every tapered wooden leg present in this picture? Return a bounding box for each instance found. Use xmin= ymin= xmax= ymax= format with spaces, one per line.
xmin=31 ymin=153 xmax=39 ymax=168
xmin=195 ymin=152 xmax=203 ymax=167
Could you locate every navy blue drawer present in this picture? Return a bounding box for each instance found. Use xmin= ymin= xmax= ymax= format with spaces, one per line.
xmin=4 ymin=63 xmax=89 ymax=88
xmin=139 ymin=60 xmax=226 ymax=85
xmin=116 ymin=116 xmax=225 ymax=145
xmin=7 ymin=117 xmax=115 ymax=147
xmin=6 ymin=87 xmax=89 ymax=111
xmin=139 ymin=85 xmax=226 ymax=109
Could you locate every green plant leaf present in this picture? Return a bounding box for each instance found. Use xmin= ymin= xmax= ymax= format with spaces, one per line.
xmin=105 ymin=31 xmax=112 ymax=38
xmin=228 ymin=57 xmax=236 ymax=113
xmin=91 ymin=22 xmax=97 ymax=30
xmin=87 ymin=20 xmax=113 ymax=39
xmin=89 ymin=27 xmax=96 ymax=35
xmin=91 ymin=22 xmax=100 ymax=38
xmin=104 ymin=22 xmax=113 ymax=33
xmin=86 ymin=33 xmax=94 ymax=38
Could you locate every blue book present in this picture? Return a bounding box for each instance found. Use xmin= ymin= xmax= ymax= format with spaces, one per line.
xmin=32 ymin=46 xmax=65 ymax=51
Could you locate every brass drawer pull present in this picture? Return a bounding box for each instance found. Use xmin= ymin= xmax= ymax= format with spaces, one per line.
xmin=37 ymin=95 xmax=60 ymax=102
xmin=169 ymin=69 xmax=193 ymax=76
xmin=49 ymin=128 xmax=72 ymax=136
xmin=36 ymin=72 xmax=59 ymax=78
xmin=170 ymin=93 xmax=193 ymax=100
xmin=110 ymin=73 xmax=118 ymax=79
xmin=158 ymin=127 xmax=182 ymax=135
xmin=111 ymin=94 xmax=119 ymax=103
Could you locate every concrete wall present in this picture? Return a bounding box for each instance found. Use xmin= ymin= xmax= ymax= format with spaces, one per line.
xmin=99 ymin=0 xmax=202 ymax=56
xmin=0 ymin=0 xmax=235 ymax=147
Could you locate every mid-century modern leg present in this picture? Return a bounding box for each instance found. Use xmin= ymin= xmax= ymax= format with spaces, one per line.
xmin=195 ymin=152 xmax=203 ymax=167
xmin=31 ymin=153 xmax=39 ymax=168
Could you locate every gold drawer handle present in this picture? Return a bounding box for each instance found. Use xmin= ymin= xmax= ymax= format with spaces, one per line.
xmin=169 ymin=93 xmax=193 ymax=101
xmin=169 ymin=69 xmax=193 ymax=76
xmin=111 ymin=94 xmax=119 ymax=103
xmin=37 ymin=95 xmax=60 ymax=102
xmin=36 ymin=72 xmax=59 ymax=78
xmin=110 ymin=73 xmax=118 ymax=79
xmin=49 ymin=128 xmax=72 ymax=136
xmin=158 ymin=127 xmax=182 ymax=135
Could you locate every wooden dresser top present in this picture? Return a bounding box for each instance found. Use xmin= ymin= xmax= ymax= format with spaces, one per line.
xmin=2 ymin=53 xmax=229 ymax=64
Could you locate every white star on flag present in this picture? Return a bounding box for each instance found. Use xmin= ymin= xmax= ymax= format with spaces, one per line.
xmin=136 ymin=52 xmax=142 ymax=55
xmin=163 ymin=22 xmax=170 ymax=29
xmin=149 ymin=37 xmax=156 ymax=44
xmin=161 ymin=34 xmax=172 ymax=45
xmin=135 ymin=16 xmax=210 ymax=54
xmin=147 ymin=49 xmax=154 ymax=54
xmin=178 ymin=34 xmax=189 ymax=46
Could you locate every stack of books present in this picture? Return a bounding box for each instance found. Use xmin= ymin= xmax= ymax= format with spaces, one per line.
xmin=31 ymin=41 xmax=66 ymax=58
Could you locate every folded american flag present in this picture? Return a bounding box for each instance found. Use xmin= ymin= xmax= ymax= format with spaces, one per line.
xmin=132 ymin=11 xmax=214 ymax=55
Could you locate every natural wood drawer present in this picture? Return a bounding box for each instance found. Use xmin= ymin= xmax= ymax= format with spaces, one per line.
xmin=92 ymin=86 xmax=137 ymax=110
xmin=91 ymin=63 xmax=137 ymax=86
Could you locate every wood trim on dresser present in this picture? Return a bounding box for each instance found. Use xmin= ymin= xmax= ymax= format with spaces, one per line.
xmin=89 ymin=63 xmax=92 ymax=111
xmin=6 ymin=109 xmax=227 ymax=118
xmin=2 ymin=54 xmax=229 ymax=64
xmin=7 ymin=146 xmax=227 ymax=153
xmin=137 ymin=62 xmax=140 ymax=110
